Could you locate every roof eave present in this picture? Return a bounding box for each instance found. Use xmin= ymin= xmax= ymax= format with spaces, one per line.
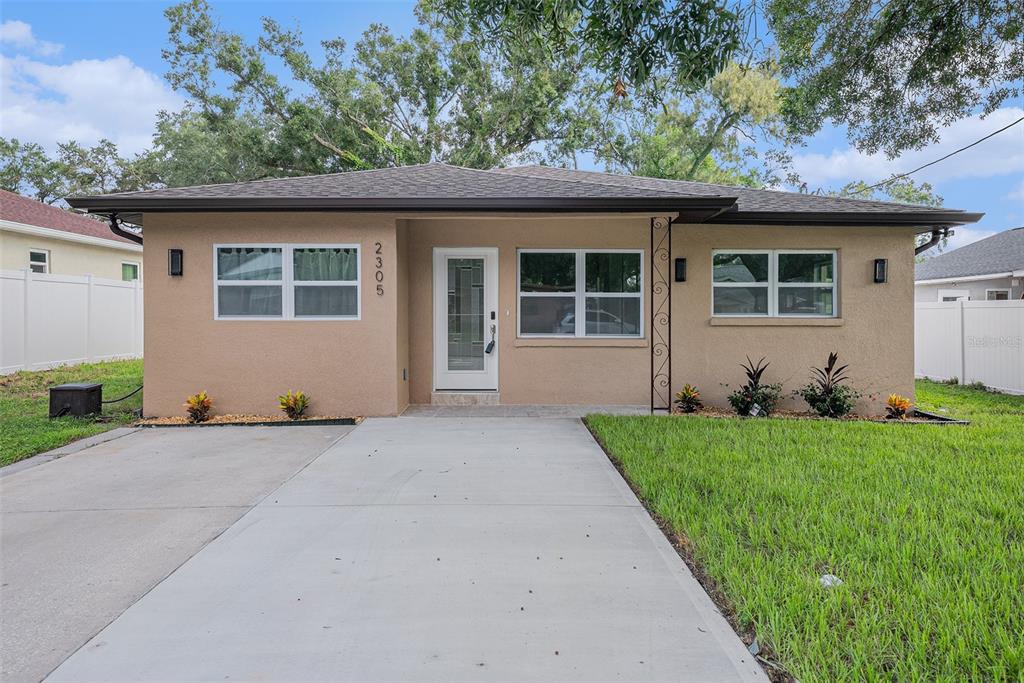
xmin=708 ymin=210 xmax=985 ymax=227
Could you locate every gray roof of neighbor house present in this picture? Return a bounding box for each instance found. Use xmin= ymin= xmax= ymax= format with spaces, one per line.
xmin=68 ymin=162 xmax=983 ymax=229
xmin=915 ymin=227 xmax=1024 ymax=281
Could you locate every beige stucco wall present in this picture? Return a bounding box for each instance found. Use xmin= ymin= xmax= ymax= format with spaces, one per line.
xmin=141 ymin=212 xmax=402 ymax=418
xmin=140 ymin=212 xmax=917 ymax=417
xmin=670 ymin=224 xmax=919 ymax=413
xmin=406 ymin=216 xmax=652 ymax=406
xmin=0 ymin=230 xmax=142 ymax=280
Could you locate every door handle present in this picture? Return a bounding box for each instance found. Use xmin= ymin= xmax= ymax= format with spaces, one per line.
xmin=485 ymin=323 xmax=496 ymax=354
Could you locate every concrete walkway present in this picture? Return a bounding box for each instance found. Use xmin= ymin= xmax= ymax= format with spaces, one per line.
xmin=43 ymin=417 xmax=765 ymax=682
xmin=1 ymin=425 xmax=354 ymax=683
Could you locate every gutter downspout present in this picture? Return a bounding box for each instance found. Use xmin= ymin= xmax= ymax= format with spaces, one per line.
xmin=915 ymin=227 xmax=952 ymax=256
xmin=107 ymin=212 xmax=143 ymax=245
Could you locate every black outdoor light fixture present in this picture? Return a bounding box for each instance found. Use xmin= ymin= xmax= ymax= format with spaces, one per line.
xmin=873 ymin=258 xmax=888 ymax=283
xmin=674 ymin=257 xmax=687 ymax=282
xmin=168 ymin=248 xmax=184 ymax=276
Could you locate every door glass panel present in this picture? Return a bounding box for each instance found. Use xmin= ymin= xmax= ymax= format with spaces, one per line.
xmin=447 ymin=258 xmax=485 ymax=371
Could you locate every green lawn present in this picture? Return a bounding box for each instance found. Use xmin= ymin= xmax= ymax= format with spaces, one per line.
xmin=0 ymin=359 xmax=143 ymax=466
xmin=586 ymin=381 xmax=1023 ymax=682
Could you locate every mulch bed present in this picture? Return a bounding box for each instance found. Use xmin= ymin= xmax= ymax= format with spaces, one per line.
xmin=670 ymin=407 xmax=968 ymax=424
xmin=136 ymin=414 xmax=362 ymax=427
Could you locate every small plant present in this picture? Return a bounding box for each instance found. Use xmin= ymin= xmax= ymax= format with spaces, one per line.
xmin=885 ymin=393 xmax=912 ymax=420
xmin=727 ymin=356 xmax=783 ymax=417
xmin=674 ymin=384 xmax=703 ymax=413
xmin=796 ymin=351 xmax=862 ymax=418
xmin=278 ymin=390 xmax=310 ymax=420
xmin=941 ymin=376 xmax=960 ymax=385
xmin=184 ymin=391 xmax=212 ymax=423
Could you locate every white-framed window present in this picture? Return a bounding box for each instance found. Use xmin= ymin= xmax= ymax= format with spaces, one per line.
xmin=712 ymin=249 xmax=838 ymax=317
xmin=986 ymin=289 xmax=1010 ymax=301
xmin=29 ymin=249 xmax=49 ymax=274
xmin=938 ymin=289 xmax=969 ymax=302
xmin=517 ymin=249 xmax=643 ymax=337
xmin=214 ymin=244 xmax=360 ymax=320
xmin=121 ymin=261 xmax=140 ymax=281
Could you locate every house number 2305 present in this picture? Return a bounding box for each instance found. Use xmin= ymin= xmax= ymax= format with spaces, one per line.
xmin=374 ymin=242 xmax=384 ymax=295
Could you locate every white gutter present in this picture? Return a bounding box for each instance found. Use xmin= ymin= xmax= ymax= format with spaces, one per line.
xmin=915 ymin=271 xmax=1022 ymax=285
xmin=0 ymin=218 xmax=143 ymax=252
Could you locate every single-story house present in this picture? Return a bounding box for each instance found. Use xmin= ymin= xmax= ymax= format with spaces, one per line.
xmin=915 ymin=227 xmax=1023 ymax=301
xmin=67 ymin=163 xmax=983 ymax=417
xmin=1 ymin=190 xmax=143 ymax=280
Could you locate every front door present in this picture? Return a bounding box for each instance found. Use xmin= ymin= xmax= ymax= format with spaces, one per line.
xmin=433 ymin=248 xmax=498 ymax=391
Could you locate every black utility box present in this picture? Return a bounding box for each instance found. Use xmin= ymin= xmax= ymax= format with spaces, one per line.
xmin=49 ymin=383 xmax=102 ymax=418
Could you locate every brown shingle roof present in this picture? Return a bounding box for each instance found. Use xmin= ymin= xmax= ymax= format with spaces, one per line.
xmin=0 ymin=190 xmax=137 ymax=245
xmin=67 ymin=162 xmax=983 ymax=228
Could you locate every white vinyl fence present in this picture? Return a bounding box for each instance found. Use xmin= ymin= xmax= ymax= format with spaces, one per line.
xmin=915 ymin=300 xmax=1024 ymax=395
xmin=1 ymin=269 xmax=143 ymax=374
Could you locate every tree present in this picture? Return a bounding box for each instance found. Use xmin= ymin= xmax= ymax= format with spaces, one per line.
xmin=769 ymin=0 xmax=1023 ymax=157
xmin=549 ymin=60 xmax=790 ymax=186
xmin=0 ymin=137 xmax=150 ymax=205
xmin=425 ymin=0 xmax=742 ymax=96
xmin=159 ymin=0 xmax=580 ymax=175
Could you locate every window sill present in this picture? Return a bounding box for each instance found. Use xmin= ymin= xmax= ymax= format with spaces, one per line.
xmin=514 ymin=337 xmax=648 ymax=348
xmin=709 ymin=317 xmax=844 ymax=327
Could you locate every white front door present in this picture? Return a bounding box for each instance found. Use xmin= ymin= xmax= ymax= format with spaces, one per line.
xmin=433 ymin=247 xmax=499 ymax=391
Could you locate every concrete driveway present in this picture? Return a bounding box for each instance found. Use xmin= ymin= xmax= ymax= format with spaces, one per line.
xmin=6 ymin=418 xmax=764 ymax=682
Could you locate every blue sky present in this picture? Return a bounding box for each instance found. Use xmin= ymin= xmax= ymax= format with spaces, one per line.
xmin=2 ymin=0 xmax=1021 ymax=249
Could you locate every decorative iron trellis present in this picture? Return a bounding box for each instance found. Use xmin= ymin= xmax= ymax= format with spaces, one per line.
xmin=650 ymin=216 xmax=672 ymax=412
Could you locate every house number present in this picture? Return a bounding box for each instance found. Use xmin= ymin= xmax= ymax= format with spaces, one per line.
xmin=374 ymin=241 xmax=384 ymax=295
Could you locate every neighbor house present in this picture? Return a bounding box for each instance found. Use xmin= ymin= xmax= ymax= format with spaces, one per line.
xmin=1 ymin=190 xmax=143 ymax=280
xmin=67 ymin=164 xmax=982 ymax=417
xmin=915 ymin=227 xmax=1023 ymax=302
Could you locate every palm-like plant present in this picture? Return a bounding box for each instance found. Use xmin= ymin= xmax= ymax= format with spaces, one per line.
xmin=797 ymin=352 xmax=860 ymax=417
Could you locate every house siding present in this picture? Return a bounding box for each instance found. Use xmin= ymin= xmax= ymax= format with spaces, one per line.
xmin=142 ymin=212 xmax=402 ymax=418
xmin=915 ymin=276 xmax=1022 ymax=302
xmin=140 ymin=213 xmax=918 ymax=417
xmin=0 ymin=230 xmax=141 ymax=280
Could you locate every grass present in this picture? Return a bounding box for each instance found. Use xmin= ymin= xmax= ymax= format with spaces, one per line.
xmin=0 ymin=359 xmax=143 ymax=467
xmin=586 ymin=381 xmax=1023 ymax=682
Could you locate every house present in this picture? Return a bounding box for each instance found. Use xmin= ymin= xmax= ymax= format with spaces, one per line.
xmin=67 ymin=163 xmax=983 ymax=417
xmin=1 ymin=190 xmax=143 ymax=280
xmin=915 ymin=227 xmax=1024 ymax=301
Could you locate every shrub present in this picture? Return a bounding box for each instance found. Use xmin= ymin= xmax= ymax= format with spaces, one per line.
xmin=885 ymin=393 xmax=912 ymax=420
xmin=941 ymin=376 xmax=960 ymax=385
xmin=674 ymin=384 xmax=703 ymax=413
xmin=278 ymin=390 xmax=310 ymax=420
xmin=727 ymin=356 xmax=783 ymax=416
xmin=184 ymin=391 xmax=212 ymax=423
xmin=796 ymin=351 xmax=862 ymax=418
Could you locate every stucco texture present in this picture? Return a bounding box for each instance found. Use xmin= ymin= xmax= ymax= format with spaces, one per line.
xmin=141 ymin=212 xmax=916 ymax=417
xmin=141 ymin=212 xmax=402 ymax=418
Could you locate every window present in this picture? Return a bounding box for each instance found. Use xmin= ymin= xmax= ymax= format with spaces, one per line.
xmin=938 ymin=289 xmax=969 ymax=302
xmin=986 ymin=289 xmax=1010 ymax=301
xmin=121 ymin=261 xmax=140 ymax=281
xmin=712 ymin=250 xmax=837 ymax=317
xmin=518 ymin=249 xmax=642 ymax=337
xmin=214 ymin=244 xmax=359 ymax=320
xmin=29 ymin=249 xmax=49 ymax=274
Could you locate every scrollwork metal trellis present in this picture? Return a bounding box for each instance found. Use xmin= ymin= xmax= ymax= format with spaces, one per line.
xmin=650 ymin=217 xmax=672 ymax=412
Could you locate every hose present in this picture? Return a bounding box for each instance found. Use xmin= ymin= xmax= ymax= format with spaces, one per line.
xmin=101 ymin=385 xmax=143 ymax=404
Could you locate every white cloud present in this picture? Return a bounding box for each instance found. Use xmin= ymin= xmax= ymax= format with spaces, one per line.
xmin=942 ymin=225 xmax=998 ymax=251
xmin=0 ymin=52 xmax=183 ymax=156
xmin=1007 ymin=178 xmax=1024 ymax=201
xmin=791 ymin=107 xmax=1024 ymax=188
xmin=0 ymin=20 xmax=62 ymax=57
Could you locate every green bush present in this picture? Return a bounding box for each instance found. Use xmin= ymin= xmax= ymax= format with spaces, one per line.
xmin=278 ymin=390 xmax=310 ymax=419
xmin=726 ymin=356 xmax=782 ymax=416
xmin=796 ymin=352 xmax=862 ymax=417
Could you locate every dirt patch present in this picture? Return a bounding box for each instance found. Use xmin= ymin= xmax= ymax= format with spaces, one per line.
xmin=137 ymin=414 xmax=361 ymax=427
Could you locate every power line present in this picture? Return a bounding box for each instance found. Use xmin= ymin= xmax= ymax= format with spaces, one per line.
xmin=853 ymin=115 xmax=1024 ymax=194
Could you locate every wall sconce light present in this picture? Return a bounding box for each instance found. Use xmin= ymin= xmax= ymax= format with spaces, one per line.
xmin=674 ymin=257 xmax=687 ymax=282
xmin=168 ymin=249 xmax=184 ymax=276
xmin=873 ymin=258 xmax=887 ymax=283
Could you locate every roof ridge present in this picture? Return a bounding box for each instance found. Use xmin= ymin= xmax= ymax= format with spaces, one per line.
xmin=501 ymin=165 xmax=955 ymax=212
xmin=448 ymin=163 xmax=695 ymax=198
